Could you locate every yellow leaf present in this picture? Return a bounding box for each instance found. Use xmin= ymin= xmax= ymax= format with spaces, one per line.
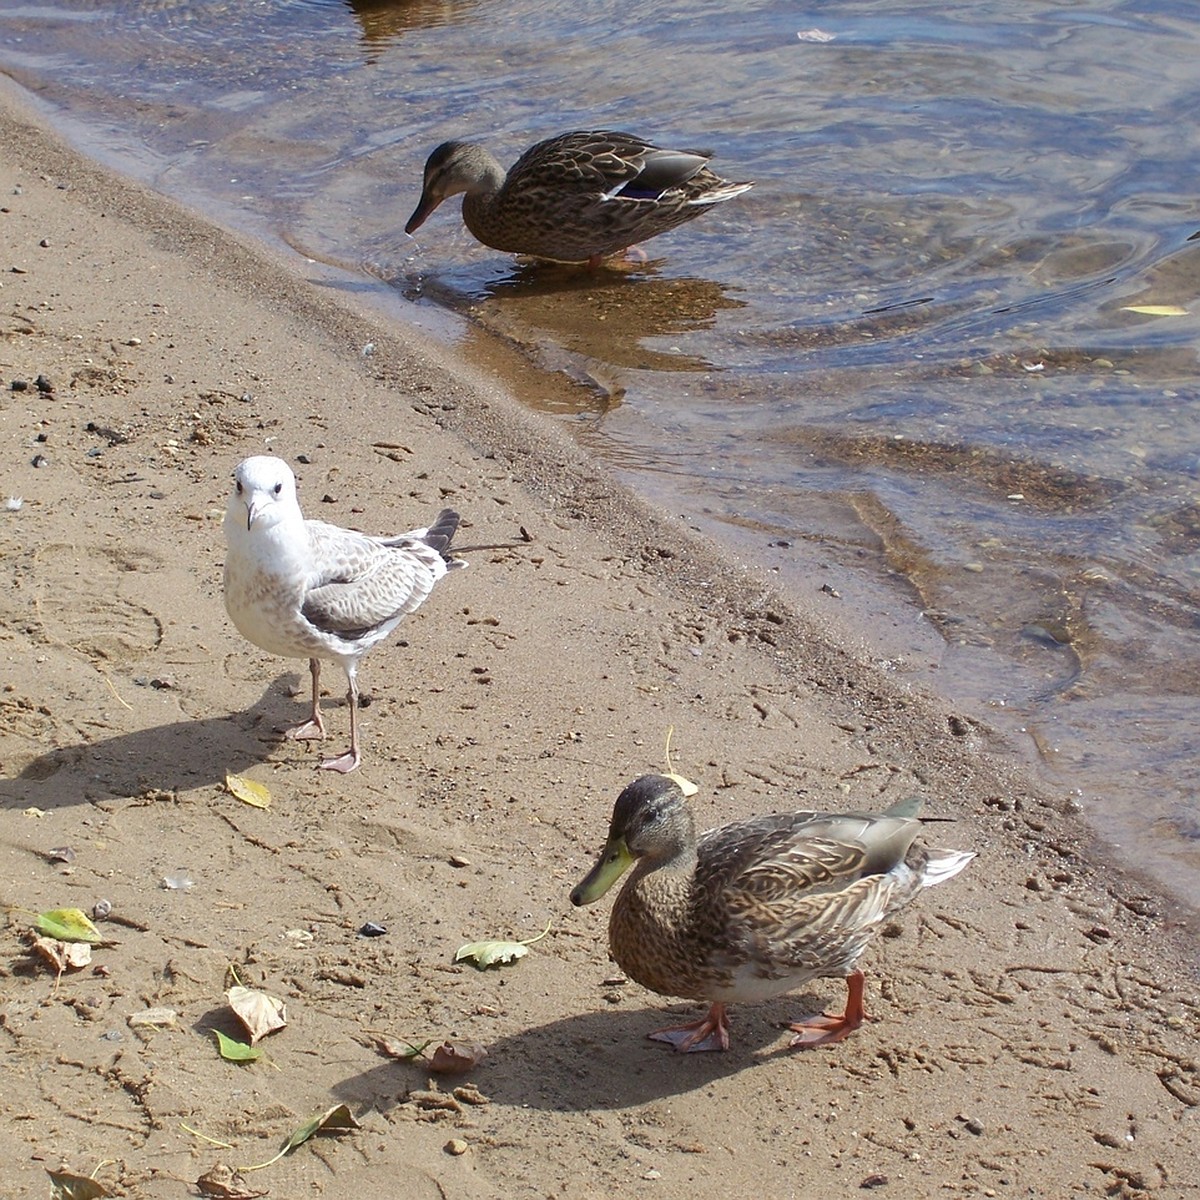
xmin=36 ymin=907 xmax=103 ymax=943
xmin=663 ymin=727 xmax=698 ymax=796
xmin=225 ymin=773 xmax=271 ymax=809
xmin=1120 ymin=304 xmax=1189 ymax=316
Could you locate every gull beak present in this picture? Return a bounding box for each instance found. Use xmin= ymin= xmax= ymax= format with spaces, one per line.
xmin=244 ymin=495 xmax=264 ymax=531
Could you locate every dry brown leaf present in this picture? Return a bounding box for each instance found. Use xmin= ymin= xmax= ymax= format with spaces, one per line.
xmin=196 ymin=1164 xmax=269 ymax=1199
xmin=32 ymin=936 xmax=93 ymax=973
xmin=429 ymin=1040 xmax=488 ymax=1074
xmin=226 ymin=984 xmax=287 ymax=1044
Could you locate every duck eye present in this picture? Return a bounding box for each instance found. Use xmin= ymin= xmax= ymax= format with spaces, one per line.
xmin=273 ymin=482 xmax=282 ymax=495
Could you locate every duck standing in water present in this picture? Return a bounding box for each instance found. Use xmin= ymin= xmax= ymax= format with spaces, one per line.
xmin=405 ymin=130 xmax=753 ymax=267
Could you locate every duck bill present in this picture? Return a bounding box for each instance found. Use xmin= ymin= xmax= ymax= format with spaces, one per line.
xmin=404 ymin=191 xmax=441 ymax=235
xmin=570 ymin=836 xmax=634 ymax=906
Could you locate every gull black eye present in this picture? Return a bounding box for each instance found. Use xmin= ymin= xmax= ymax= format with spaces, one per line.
xmin=273 ymin=482 xmax=282 ymax=495
xmin=236 ymin=481 xmax=243 ymax=494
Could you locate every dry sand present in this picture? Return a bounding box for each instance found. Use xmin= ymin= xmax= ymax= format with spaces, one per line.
xmin=1 ymin=82 xmax=1197 ymax=1200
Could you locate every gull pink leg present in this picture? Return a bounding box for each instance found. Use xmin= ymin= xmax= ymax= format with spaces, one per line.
xmin=284 ymin=657 xmax=326 ymax=741
xmin=319 ymin=663 xmax=362 ymax=773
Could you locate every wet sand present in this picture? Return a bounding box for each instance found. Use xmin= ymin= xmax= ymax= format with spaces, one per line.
xmin=1 ymin=81 xmax=1197 ymax=1200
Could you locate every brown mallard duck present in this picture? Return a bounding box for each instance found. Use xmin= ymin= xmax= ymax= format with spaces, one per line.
xmin=405 ymin=130 xmax=753 ymax=266
xmin=570 ymin=774 xmax=974 ymax=1052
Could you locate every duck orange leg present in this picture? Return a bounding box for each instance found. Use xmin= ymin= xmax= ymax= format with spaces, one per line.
xmin=648 ymin=1001 xmax=730 ymax=1052
xmin=787 ymin=969 xmax=868 ymax=1049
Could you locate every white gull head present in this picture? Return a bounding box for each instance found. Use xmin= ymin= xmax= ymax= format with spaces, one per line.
xmin=225 ymin=454 xmax=302 ymax=535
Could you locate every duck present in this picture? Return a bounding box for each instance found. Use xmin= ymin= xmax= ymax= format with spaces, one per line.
xmin=570 ymin=774 xmax=975 ymax=1052
xmin=405 ymin=130 xmax=753 ymax=267
xmin=222 ymin=456 xmax=465 ymax=773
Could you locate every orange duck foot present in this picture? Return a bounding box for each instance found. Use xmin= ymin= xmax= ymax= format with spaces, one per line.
xmin=787 ymin=969 xmax=869 ymax=1050
xmin=648 ymin=1001 xmax=730 ymax=1053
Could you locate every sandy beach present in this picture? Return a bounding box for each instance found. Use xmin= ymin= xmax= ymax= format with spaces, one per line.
xmin=1 ymin=80 xmax=1197 ymax=1200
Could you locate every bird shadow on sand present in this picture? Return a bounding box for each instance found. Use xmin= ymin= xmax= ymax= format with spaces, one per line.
xmin=333 ymin=998 xmax=834 ymax=1114
xmin=0 ymin=680 xmax=315 ymax=811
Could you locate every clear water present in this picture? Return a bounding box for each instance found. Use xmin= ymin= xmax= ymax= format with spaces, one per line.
xmin=2 ymin=0 xmax=1199 ymax=908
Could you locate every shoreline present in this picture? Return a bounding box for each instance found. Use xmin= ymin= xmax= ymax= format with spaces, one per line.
xmin=2 ymin=77 xmax=1197 ymax=1200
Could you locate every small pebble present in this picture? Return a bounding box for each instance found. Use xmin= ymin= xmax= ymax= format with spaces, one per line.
xmin=444 ymin=1138 xmax=468 ymax=1157
xmin=35 ymin=374 xmax=53 ymax=393
xmin=358 ymin=921 xmax=387 ymax=938
xmin=92 ymin=899 xmax=112 ymax=920
xmin=31 ymin=454 xmax=48 ymax=468
xmin=11 ymin=379 xmax=28 ymax=391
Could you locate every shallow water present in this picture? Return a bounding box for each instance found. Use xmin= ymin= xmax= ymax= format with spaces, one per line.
xmin=2 ymin=0 xmax=1199 ymax=909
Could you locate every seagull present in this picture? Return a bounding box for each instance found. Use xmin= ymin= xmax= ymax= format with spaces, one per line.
xmin=222 ymin=455 xmax=465 ymax=773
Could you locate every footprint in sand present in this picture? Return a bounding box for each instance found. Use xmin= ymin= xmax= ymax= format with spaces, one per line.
xmin=29 ymin=542 xmax=164 ymax=663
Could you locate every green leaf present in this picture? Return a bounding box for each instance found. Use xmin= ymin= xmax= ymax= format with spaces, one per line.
xmin=46 ymin=1169 xmax=113 ymax=1199
xmin=36 ymin=907 xmax=103 ymax=943
xmin=454 ymin=939 xmax=529 ymax=968
xmin=454 ymin=918 xmax=552 ymax=970
xmin=214 ymin=1030 xmax=262 ymax=1062
xmin=241 ymin=1104 xmax=360 ymax=1171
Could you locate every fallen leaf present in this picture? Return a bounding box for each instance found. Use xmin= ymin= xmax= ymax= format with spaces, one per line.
xmin=128 ymin=1006 xmax=179 ymax=1030
xmin=663 ymin=726 xmax=698 ymax=796
xmin=47 ymin=1168 xmax=113 ymax=1199
xmin=241 ymin=1104 xmax=360 ymax=1171
xmin=454 ymin=918 xmax=552 ymax=969
xmin=375 ymin=1036 xmax=432 ymax=1060
xmin=227 ymin=984 xmax=287 ymax=1043
xmin=429 ymin=1040 xmax=488 ymax=1074
xmin=196 ymin=1164 xmax=269 ymax=1199
xmin=214 ymin=1030 xmax=262 ymax=1062
xmin=1120 ymin=304 xmax=1189 ymax=316
xmin=224 ymin=772 xmax=271 ymax=809
xmin=36 ymin=907 xmax=103 ymax=943
xmin=32 ymin=936 xmax=93 ymax=974
xmin=454 ymin=938 xmax=529 ymax=968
